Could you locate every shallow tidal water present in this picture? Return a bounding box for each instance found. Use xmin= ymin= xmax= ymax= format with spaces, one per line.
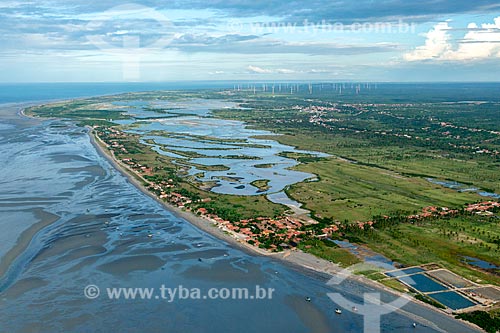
xmin=0 ymin=103 xmax=479 ymax=333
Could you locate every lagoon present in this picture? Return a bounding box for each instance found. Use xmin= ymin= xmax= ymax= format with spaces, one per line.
xmin=117 ymin=99 xmax=328 ymax=200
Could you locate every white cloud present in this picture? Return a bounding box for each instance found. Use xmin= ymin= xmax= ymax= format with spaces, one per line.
xmin=0 ymin=1 xmax=34 ymax=9
xmin=246 ymin=66 xmax=298 ymax=74
xmin=275 ymin=68 xmax=295 ymax=74
xmin=245 ymin=66 xmax=335 ymax=75
xmin=405 ymin=17 xmax=500 ymax=61
xmin=449 ymin=18 xmax=500 ymax=60
xmin=404 ymin=22 xmax=452 ymax=61
xmin=246 ymin=65 xmax=273 ymax=73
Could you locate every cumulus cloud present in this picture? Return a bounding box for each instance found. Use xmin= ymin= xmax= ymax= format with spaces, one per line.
xmin=404 ymin=22 xmax=452 ymax=61
xmin=450 ymin=18 xmax=500 ymax=60
xmin=405 ymin=17 xmax=500 ymax=61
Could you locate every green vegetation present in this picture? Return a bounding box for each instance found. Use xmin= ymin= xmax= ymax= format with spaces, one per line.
xmin=298 ymin=239 xmax=361 ymax=267
xmin=250 ymin=179 xmax=270 ymax=192
xmin=415 ymin=294 xmax=446 ymax=309
xmin=344 ymin=214 xmax=500 ymax=285
xmin=253 ymin=163 xmax=275 ymax=169
xmin=211 ymin=88 xmax=500 ymax=283
xmin=278 ymin=151 xmax=327 ymax=164
xmin=182 ymin=162 xmax=230 ymax=172
xmin=213 ymin=95 xmax=500 ymax=196
xmin=289 ymin=157 xmax=478 ymax=222
xmin=456 ymin=310 xmax=500 ymax=333
xmin=378 ymin=279 xmax=409 ymax=293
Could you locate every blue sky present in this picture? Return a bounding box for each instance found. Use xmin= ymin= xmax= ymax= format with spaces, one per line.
xmin=0 ymin=0 xmax=499 ymax=82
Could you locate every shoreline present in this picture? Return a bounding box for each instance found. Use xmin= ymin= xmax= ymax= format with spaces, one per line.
xmin=87 ymin=128 xmax=272 ymax=257
xmin=86 ymin=126 xmax=482 ymax=332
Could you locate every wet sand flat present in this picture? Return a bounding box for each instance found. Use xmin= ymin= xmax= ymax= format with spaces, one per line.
xmin=0 ymin=208 xmax=59 ymax=279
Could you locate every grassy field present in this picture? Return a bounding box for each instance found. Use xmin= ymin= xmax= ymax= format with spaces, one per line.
xmin=298 ymin=239 xmax=361 ymax=267
xmin=287 ymin=157 xmax=480 ymax=222
xmin=254 ymin=131 xmax=500 ymax=194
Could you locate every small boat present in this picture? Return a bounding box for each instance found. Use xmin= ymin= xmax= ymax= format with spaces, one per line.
xmin=335 ymin=309 xmax=342 ymax=314
xmin=412 ymin=323 xmax=417 ymax=328
xmin=352 ymin=306 xmax=358 ymax=312
xmin=305 ymin=297 xmax=311 ymax=302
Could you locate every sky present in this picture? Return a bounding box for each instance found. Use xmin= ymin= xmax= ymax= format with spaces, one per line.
xmin=0 ymin=0 xmax=500 ymax=82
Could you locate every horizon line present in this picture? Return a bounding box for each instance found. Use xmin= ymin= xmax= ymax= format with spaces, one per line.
xmin=1 ymin=80 xmax=500 ymax=84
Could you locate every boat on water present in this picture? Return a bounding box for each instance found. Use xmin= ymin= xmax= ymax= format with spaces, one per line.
xmin=335 ymin=309 xmax=342 ymax=314
xmin=352 ymin=306 xmax=358 ymax=312
xmin=305 ymin=297 xmax=311 ymax=302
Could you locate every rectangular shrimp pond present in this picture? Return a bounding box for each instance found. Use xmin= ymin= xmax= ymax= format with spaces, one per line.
xmin=385 ymin=268 xmax=478 ymax=310
xmin=428 ymin=291 xmax=477 ymax=310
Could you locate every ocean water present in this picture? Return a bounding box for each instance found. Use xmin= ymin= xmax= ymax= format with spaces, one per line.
xmin=0 ymin=85 xmax=482 ymax=332
xmin=0 ymin=82 xmax=234 ymax=104
xmin=2 ymin=82 xmax=500 ymax=104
